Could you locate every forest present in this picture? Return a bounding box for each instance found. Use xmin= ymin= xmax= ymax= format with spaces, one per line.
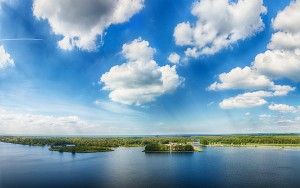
xmin=199 ymin=135 xmax=300 ymax=146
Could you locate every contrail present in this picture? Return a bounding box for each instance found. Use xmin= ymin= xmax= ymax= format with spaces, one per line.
xmin=0 ymin=38 xmax=43 ymax=41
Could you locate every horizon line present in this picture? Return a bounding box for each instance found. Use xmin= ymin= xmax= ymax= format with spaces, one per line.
xmin=1 ymin=132 xmax=299 ymax=137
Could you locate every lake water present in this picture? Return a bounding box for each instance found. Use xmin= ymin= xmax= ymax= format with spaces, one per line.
xmin=0 ymin=142 xmax=300 ymax=188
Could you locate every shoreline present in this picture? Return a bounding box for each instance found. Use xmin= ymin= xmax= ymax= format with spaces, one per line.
xmin=2 ymin=141 xmax=300 ymax=149
xmin=205 ymin=144 xmax=300 ymax=149
xmin=143 ymin=150 xmax=197 ymax=153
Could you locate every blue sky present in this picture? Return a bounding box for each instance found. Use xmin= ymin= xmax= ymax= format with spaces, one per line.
xmin=0 ymin=0 xmax=299 ymax=135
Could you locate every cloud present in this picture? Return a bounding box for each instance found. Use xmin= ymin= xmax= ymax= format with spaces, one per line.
xmin=0 ymin=106 xmax=139 ymax=135
xmin=218 ymin=86 xmax=294 ymax=109
xmin=0 ymin=108 xmax=81 ymax=126
xmin=210 ymin=1 xmax=300 ymax=110
xmin=219 ymin=91 xmax=272 ymax=109
xmin=271 ymin=0 xmax=300 ymax=35
xmin=268 ymin=103 xmax=297 ymax=113
xmin=208 ymin=66 xmax=273 ymax=90
xmin=271 ymin=84 xmax=295 ymax=96
xmin=0 ymin=107 xmax=85 ymax=134
xmin=168 ymin=52 xmax=180 ymax=64
xmin=100 ymin=38 xmax=183 ymax=105
xmin=0 ymin=45 xmax=14 ymax=71
xmin=33 ymin=0 xmax=144 ymax=51
xmin=268 ymin=32 xmax=300 ymax=52
xmin=257 ymin=113 xmax=300 ymax=131
xmin=208 ymin=66 xmax=295 ymax=96
xmin=253 ymin=0 xmax=300 ymax=81
xmin=173 ymin=0 xmax=266 ymax=57
xmin=254 ymin=50 xmax=300 ymax=81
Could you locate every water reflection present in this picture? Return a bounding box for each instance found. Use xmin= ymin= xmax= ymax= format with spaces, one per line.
xmin=0 ymin=143 xmax=300 ymax=188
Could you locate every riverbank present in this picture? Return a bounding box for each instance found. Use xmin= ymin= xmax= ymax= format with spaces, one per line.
xmin=206 ymin=143 xmax=300 ymax=149
xmin=144 ymin=151 xmax=196 ymax=153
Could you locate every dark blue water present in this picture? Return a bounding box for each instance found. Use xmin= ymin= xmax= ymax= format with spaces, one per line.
xmin=0 ymin=142 xmax=300 ymax=188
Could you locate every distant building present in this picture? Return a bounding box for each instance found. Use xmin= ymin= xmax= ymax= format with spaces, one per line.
xmin=66 ymin=144 xmax=76 ymax=147
xmin=190 ymin=141 xmax=200 ymax=151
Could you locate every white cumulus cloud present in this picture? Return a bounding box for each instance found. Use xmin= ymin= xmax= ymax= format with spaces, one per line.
xmin=173 ymin=0 xmax=266 ymax=57
xmin=208 ymin=66 xmax=273 ymax=90
xmin=211 ymin=1 xmax=300 ymax=110
xmin=100 ymin=38 xmax=183 ymax=105
xmin=208 ymin=66 xmax=295 ymax=96
xmin=271 ymin=84 xmax=295 ymax=96
xmin=219 ymin=91 xmax=272 ymax=109
xmin=268 ymin=103 xmax=297 ymax=113
xmin=253 ymin=0 xmax=300 ymax=81
xmin=218 ymin=86 xmax=294 ymax=109
xmin=33 ymin=0 xmax=144 ymax=51
xmin=272 ymin=0 xmax=300 ymax=36
xmin=0 ymin=45 xmax=14 ymax=71
xmin=168 ymin=52 xmax=180 ymax=64
xmin=254 ymin=50 xmax=300 ymax=81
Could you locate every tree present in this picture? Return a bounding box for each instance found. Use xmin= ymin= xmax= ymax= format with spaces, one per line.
xmin=200 ymin=139 xmax=209 ymax=146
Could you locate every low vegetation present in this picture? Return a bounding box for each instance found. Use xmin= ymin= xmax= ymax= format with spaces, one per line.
xmin=173 ymin=144 xmax=194 ymax=151
xmin=199 ymin=135 xmax=300 ymax=146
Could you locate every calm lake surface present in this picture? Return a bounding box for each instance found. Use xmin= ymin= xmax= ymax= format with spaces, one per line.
xmin=0 ymin=142 xmax=300 ymax=188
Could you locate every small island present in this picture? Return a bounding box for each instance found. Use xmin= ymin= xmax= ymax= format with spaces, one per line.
xmin=144 ymin=142 xmax=199 ymax=152
xmin=49 ymin=145 xmax=113 ymax=153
